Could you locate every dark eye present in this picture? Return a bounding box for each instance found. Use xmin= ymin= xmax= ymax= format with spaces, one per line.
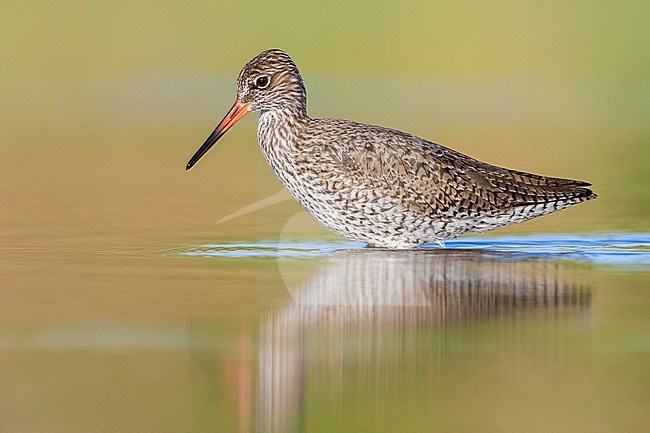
xmin=254 ymin=76 xmax=270 ymax=89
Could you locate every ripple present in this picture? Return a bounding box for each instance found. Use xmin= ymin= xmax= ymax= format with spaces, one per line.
xmin=177 ymin=241 xmax=362 ymax=259
xmin=176 ymin=233 xmax=650 ymax=268
xmin=441 ymin=233 xmax=650 ymax=267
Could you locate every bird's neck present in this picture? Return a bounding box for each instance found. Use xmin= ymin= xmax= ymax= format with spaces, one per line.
xmin=260 ymin=103 xmax=309 ymax=123
xmin=258 ymin=106 xmax=310 ymax=141
xmin=258 ymin=106 xmax=310 ymax=171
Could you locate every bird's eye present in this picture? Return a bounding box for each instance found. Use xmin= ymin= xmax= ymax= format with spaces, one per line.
xmin=254 ymin=76 xmax=270 ymax=89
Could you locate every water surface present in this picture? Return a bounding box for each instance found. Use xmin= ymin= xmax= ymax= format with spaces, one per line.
xmin=2 ymin=227 xmax=648 ymax=432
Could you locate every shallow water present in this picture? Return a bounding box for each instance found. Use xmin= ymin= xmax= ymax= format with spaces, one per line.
xmin=178 ymin=236 xmax=648 ymax=433
xmin=179 ymin=233 xmax=650 ymax=267
xmin=2 ymin=228 xmax=649 ymax=432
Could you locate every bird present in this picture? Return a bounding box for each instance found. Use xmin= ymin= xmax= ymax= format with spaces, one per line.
xmin=186 ymin=49 xmax=597 ymax=249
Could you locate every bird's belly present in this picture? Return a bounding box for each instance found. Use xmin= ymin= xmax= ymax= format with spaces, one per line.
xmin=265 ymin=159 xmax=462 ymax=247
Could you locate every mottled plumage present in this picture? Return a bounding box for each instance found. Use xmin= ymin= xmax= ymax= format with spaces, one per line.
xmin=187 ymin=49 xmax=597 ymax=249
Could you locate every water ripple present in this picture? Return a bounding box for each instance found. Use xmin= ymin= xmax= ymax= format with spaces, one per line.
xmin=440 ymin=233 xmax=650 ymax=268
xmin=177 ymin=241 xmax=357 ymax=259
xmin=177 ymin=233 xmax=650 ymax=268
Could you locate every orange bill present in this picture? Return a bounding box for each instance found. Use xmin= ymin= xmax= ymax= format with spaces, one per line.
xmin=186 ymin=100 xmax=252 ymax=170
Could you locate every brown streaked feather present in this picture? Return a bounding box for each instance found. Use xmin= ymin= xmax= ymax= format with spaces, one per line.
xmin=316 ymin=118 xmax=595 ymax=217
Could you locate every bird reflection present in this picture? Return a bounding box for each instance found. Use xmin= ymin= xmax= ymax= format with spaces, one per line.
xmin=257 ymin=249 xmax=591 ymax=433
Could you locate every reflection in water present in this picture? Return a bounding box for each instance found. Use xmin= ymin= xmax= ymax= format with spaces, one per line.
xmin=257 ymin=250 xmax=590 ymax=433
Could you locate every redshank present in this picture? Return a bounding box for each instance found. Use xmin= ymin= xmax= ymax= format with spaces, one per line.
xmin=186 ymin=49 xmax=596 ymax=249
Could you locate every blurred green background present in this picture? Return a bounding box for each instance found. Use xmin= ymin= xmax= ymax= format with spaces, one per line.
xmin=1 ymin=0 xmax=648 ymax=239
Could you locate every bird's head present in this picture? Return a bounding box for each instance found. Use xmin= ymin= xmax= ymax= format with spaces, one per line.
xmin=186 ymin=49 xmax=306 ymax=170
xmin=236 ymin=49 xmax=307 ymax=112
